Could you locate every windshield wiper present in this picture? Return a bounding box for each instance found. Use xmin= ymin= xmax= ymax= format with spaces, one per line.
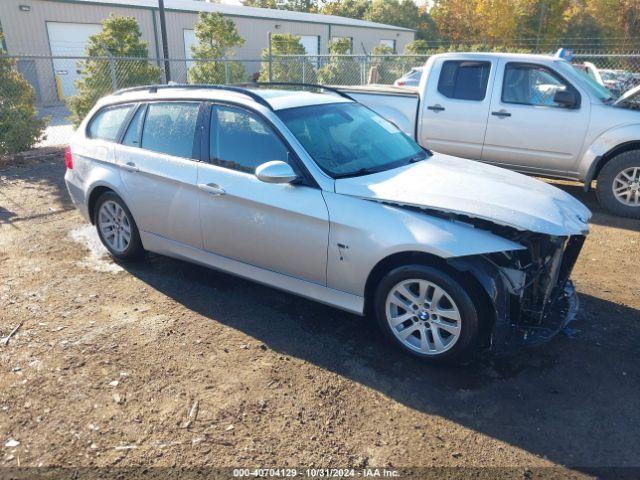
xmin=408 ymin=153 xmax=426 ymax=163
xmin=333 ymin=167 xmax=383 ymax=179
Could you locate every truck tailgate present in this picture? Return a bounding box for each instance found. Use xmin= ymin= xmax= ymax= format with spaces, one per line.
xmin=339 ymin=86 xmax=419 ymax=139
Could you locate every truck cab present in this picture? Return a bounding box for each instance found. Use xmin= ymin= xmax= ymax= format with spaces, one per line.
xmin=347 ymin=52 xmax=640 ymax=218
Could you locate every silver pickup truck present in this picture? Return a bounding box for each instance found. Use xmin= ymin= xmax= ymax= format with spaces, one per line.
xmin=345 ymin=52 xmax=640 ymax=218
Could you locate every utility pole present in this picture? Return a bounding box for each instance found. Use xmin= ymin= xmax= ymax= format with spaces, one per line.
xmin=158 ymin=0 xmax=171 ymax=82
xmin=535 ymin=2 xmax=547 ymax=52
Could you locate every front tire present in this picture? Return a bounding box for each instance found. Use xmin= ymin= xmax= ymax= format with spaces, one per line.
xmin=596 ymin=151 xmax=640 ymax=218
xmin=373 ymin=265 xmax=480 ymax=363
xmin=94 ymin=192 xmax=144 ymax=261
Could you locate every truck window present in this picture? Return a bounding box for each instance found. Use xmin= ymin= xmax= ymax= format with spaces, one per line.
xmin=437 ymin=61 xmax=491 ymax=101
xmin=502 ymin=63 xmax=578 ymax=108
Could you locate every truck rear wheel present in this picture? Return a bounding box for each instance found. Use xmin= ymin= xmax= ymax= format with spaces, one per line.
xmin=596 ymin=151 xmax=640 ymax=219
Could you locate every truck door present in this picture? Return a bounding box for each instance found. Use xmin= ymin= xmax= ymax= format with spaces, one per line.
xmin=418 ymin=58 xmax=495 ymax=159
xmin=482 ymin=59 xmax=590 ymax=175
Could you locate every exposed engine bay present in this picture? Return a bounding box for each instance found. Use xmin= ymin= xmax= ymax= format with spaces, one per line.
xmin=412 ymin=207 xmax=586 ymax=353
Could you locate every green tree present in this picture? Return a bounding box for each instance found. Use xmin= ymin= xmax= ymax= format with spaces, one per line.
xmin=317 ymin=38 xmax=360 ymax=85
xmin=242 ymin=0 xmax=279 ymax=8
xmin=0 ymin=35 xmax=47 ymax=155
xmin=561 ymin=2 xmax=602 ymax=49
xmin=259 ymin=33 xmax=317 ymax=83
xmin=243 ymin=0 xmax=317 ymax=12
xmin=515 ymin=0 xmax=570 ymax=50
xmin=404 ymin=39 xmax=430 ymax=54
xmin=188 ymin=12 xmax=246 ymax=84
xmin=67 ymin=15 xmax=161 ymax=126
xmin=320 ymin=0 xmax=371 ymax=19
xmin=586 ymin=0 xmax=640 ymax=49
xmin=369 ymin=44 xmax=403 ymax=84
xmin=364 ymin=0 xmax=437 ymax=41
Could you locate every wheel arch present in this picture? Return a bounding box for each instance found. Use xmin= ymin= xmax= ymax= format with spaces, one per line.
xmin=585 ymin=141 xmax=640 ymax=190
xmin=87 ymin=183 xmax=125 ymax=224
xmin=363 ymin=251 xmax=496 ymax=341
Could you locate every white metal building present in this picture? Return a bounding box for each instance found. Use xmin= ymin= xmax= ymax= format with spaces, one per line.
xmin=0 ymin=0 xmax=414 ymax=103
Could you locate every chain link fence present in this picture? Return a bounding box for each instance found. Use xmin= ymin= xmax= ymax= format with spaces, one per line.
xmin=2 ymin=51 xmax=640 ymax=150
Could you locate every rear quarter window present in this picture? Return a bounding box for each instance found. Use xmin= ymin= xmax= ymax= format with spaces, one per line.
xmin=87 ymin=105 xmax=134 ymax=142
xmin=437 ymin=60 xmax=491 ymax=101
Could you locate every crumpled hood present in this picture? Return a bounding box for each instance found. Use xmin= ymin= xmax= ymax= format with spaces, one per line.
xmin=614 ymin=83 xmax=640 ymax=107
xmin=335 ymin=154 xmax=591 ymax=236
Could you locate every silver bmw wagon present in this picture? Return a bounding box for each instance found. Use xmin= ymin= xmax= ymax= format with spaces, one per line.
xmin=65 ymin=84 xmax=591 ymax=362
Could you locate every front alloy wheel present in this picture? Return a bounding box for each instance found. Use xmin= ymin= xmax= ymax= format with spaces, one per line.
xmin=374 ymin=264 xmax=480 ymax=363
xmin=385 ymin=279 xmax=462 ymax=355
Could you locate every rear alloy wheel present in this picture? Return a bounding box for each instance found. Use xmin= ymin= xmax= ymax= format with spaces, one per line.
xmin=94 ymin=192 xmax=144 ymax=260
xmin=374 ymin=265 xmax=480 ymax=363
xmin=596 ymin=151 xmax=640 ymax=218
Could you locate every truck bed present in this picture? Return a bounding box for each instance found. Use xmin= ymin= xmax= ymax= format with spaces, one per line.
xmin=338 ymin=86 xmax=419 ymax=138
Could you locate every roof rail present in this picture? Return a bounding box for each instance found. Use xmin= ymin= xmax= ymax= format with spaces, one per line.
xmin=111 ymin=84 xmax=274 ymax=110
xmin=241 ymin=82 xmax=356 ymax=102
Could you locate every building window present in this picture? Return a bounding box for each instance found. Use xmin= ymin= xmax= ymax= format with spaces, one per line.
xmin=379 ymin=39 xmax=396 ymax=53
xmin=330 ymin=37 xmax=353 ymax=54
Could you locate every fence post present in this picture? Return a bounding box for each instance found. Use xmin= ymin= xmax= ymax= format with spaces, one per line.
xmin=108 ymin=52 xmax=117 ymax=92
xmin=302 ymin=59 xmax=306 ymax=83
xmin=268 ymin=31 xmax=273 ymax=83
xmin=224 ymin=60 xmax=230 ymax=84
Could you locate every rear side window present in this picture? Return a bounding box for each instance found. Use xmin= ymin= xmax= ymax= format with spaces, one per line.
xmin=141 ymin=102 xmax=200 ymax=158
xmin=437 ymin=61 xmax=491 ymax=101
xmin=87 ymin=105 xmax=134 ymax=141
xmin=122 ymin=105 xmax=146 ymax=147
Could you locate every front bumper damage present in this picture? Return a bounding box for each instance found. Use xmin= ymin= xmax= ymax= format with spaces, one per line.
xmin=449 ymin=233 xmax=586 ymax=355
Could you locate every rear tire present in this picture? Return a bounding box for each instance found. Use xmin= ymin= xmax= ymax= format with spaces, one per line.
xmin=373 ymin=264 xmax=480 ymax=364
xmin=94 ymin=192 xmax=145 ymax=261
xmin=596 ymin=151 xmax=640 ymax=218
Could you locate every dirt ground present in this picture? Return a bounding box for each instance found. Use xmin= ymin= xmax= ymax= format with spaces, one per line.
xmin=0 ymin=151 xmax=639 ymax=479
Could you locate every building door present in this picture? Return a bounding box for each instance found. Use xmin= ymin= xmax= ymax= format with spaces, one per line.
xmin=46 ymin=22 xmax=101 ymax=99
xmin=299 ymin=35 xmax=319 ymax=67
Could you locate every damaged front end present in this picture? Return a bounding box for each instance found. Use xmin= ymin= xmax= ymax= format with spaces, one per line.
xmin=448 ymin=222 xmax=586 ymax=354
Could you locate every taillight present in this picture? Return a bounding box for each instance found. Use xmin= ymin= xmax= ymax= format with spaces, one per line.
xmin=397 ymin=81 xmax=405 ymax=86
xmin=64 ymin=146 xmax=73 ymax=169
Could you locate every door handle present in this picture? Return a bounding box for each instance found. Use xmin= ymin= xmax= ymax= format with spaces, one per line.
xmin=198 ymin=183 xmax=225 ymax=196
xmin=123 ymin=161 xmax=140 ymax=172
xmin=491 ymin=110 xmax=511 ymax=118
xmin=427 ymin=104 xmax=445 ymax=112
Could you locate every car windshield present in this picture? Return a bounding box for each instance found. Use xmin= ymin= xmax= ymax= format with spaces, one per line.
xmin=562 ymin=62 xmax=614 ymax=102
xmin=277 ymin=102 xmax=427 ymax=178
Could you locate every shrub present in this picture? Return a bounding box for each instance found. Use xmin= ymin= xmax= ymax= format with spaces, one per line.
xmin=0 ymin=38 xmax=47 ymax=155
xmin=317 ymin=38 xmax=361 ymax=85
xmin=259 ymin=33 xmax=317 ymax=83
xmin=187 ymin=12 xmax=246 ymax=84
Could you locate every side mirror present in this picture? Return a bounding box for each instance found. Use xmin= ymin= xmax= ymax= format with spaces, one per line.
xmin=255 ymin=160 xmax=298 ymax=184
xmin=553 ymin=89 xmax=578 ymax=108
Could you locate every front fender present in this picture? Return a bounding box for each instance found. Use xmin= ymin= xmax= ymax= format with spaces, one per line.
xmin=323 ymin=192 xmax=525 ymax=297
xmin=578 ymin=123 xmax=640 ymax=187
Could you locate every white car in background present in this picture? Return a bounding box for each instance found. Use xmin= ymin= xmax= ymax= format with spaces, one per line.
xmin=394 ymin=67 xmax=424 ymax=88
